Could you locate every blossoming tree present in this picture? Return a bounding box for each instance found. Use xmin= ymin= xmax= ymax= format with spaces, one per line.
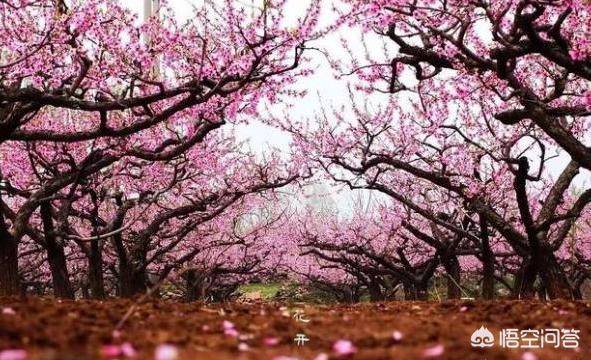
xmin=287 ymin=0 xmax=591 ymax=299
xmin=0 ymin=0 xmax=320 ymax=296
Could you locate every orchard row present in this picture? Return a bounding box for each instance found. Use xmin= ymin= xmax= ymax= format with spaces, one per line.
xmin=0 ymin=0 xmax=590 ymax=301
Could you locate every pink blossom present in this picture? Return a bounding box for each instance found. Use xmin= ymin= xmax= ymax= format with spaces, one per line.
xmin=100 ymin=345 xmax=123 ymax=357
xmin=422 ymin=344 xmax=445 ymax=357
xmin=121 ymin=343 xmax=137 ymax=358
xmin=222 ymin=318 xmax=239 ymax=337
xmin=154 ymin=344 xmax=178 ymax=360
xmin=100 ymin=343 xmax=136 ymax=358
xmin=570 ymin=50 xmax=585 ymax=61
xmin=314 ymin=354 xmax=329 ymax=360
xmin=238 ymin=343 xmax=249 ymax=352
xmin=222 ymin=320 xmax=235 ymax=330
xmin=224 ymin=328 xmax=239 ymax=337
xmin=1 ymin=308 xmax=16 ymax=316
xmin=0 ymin=350 xmax=26 ymax=360
xmin=333 ymin=339 xmax=357 ymax=356
xmin=262 ymin=337 xmax=280 ymax=346
xmin=521 ymin=352 xmax=538 ymax=360
xmin=238 ymin=334 xmax=253 ymax=341
xmin=391 ymin=331 xmax=403 ymax=342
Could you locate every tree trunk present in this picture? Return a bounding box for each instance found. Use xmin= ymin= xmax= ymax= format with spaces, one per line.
xmin=0 ymin=225 xmax=19 ymax=297
xmin=416 ymin=282 xmax=429 ymax=300
xmin=119 ymin=264 xmax=147 ymax=298
xmin=184 ymin=269 xmax=204 ymax=302
xmin=404 ymin=282 xmax=428 ymax=300
xmin=443 ymin=255 xmax=462 ymax=299
xmin=46 ymin=239 xmax=74 ymax=299
xmin=514 ymin=245 xmax=574 ymax=300
xmin=368 ymin=278 xmax=384 ymax=302
xmin=537 ymin=248 xmax=574 ymax=300
xmin=0 ymin=178 xmax=20 ymax=297
xmin=479 ymin=215 xmax=495 ymax=299
xmin=41 ymin=202 xmax=74 ymax=300
xmin=88 ymin=240 xmax=105 ymax=299
xmin=512 ymin=256 xmax=537 ymax=299
xmin=80 ymin=282 xmax=90 ymax=299
xmin=572 ymin=274 xmax=585 ymax=300
xmin=403 ymin=282 xmax=415 ymax=300
xmin=111 ymin=217 xmax=146 ymax=298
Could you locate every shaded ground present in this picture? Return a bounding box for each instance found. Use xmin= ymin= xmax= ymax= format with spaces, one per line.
xmin=1 ymin=297 xmax=590 ymax=359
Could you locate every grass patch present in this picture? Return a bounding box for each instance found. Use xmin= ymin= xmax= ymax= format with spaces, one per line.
xmin=239 ymin=283 xmax=283 ymax=299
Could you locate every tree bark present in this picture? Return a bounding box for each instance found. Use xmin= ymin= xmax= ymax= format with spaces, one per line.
xmin=443 ymin=255 xmax=462 ymax=299
xmin=368 ymin=278 xmax=384 ymax=302
xmin=184 ymin=269 xmax=205 ymax=302
xmin=41 ymin=202 xmax=74 ymax=300
xmin=537 ymin=248 xmax=575 ymax=300
xmin=513 ymin=256 xmax=537 ymax=299
xmin=119 ymin=260 xmax=147 ymax=298
xmin=403 ymin=282 xmax=415 ymax=300
xmin=404 ymin=282 xmax=428 ymax=300
xmin=514 ymin=244 xmax=574 ymax=300
xmin=45 ymin=237 xmax=74 ymax=299
xmin=111 ymin=210 xmax=146 ymax=298
xmin=88 ymin=240 xmax=105 ymax=299
xmin=479 ymin=215 xmax=495 ymax=299
xmin=0 ymin=220 xmax=19 ymax=297
xmin=416 ymin=282 xmax=429 ymax=301
xmin=0 ymin=186 xmax=20 ymax=296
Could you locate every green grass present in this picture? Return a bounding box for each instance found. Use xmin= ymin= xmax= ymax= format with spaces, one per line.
xmin=239 ymin=283 xmax=283 ymax=299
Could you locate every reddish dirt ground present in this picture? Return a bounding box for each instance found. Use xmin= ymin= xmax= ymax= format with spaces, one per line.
xmin=1 ymin=298 xmax=590 ymax=359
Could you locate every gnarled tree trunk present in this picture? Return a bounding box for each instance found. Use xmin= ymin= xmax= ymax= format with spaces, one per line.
xmin=403 ymin=281 xmax=429 ymax=301
xmin=118 ymin=262 xmax=147 ymax=298
xmin=368 ymin=278 xmax=384 ymax=302
xmin=88 ymin=240 xmax=105 ymax=299
xmin=442 ymin=254 xmax=461 ymax=299
xmin=512 ymin=256 xmax=537 ymax=299
xmin=41 ymin=202 xmax=74 ymax=300
xmin=537 ymin=248 xmax=575 ymax=300
xmin=184 ymin=269 xmax=205 ymax=302
xmin=513 ymin=249 xmax=574 ymax=300
xmin=479 ymin=215 xmax=495 ymax=299
xmin=0 ymin=188 xmax=19 ymax=297
xmin=0 ymin=223 xmax=19 ymax=297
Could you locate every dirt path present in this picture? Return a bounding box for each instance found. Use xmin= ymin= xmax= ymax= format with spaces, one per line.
xmin=0 ymin=298 xmax=589 ymax=359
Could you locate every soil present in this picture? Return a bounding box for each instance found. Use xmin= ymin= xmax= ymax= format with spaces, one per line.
xmin=1 ymin=297 xmax=590 ymax=360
